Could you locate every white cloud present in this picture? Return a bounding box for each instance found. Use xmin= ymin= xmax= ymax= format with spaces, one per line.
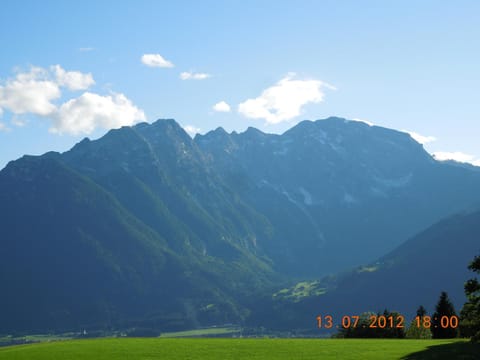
xmin=0 ymin=65 xmax=95 ymax=116
xmin=213 ymin=101 xmax=231 ymax=112
xmin=11 ymin=116 xmax=26 ymax=127
xmin=52 ymin=65 xmax=95 ymax=91
xmin=0 ymin=67 xmax=61 ymax=115
xmin=79 ymin=47 xmax=94 ymax=52
xmin=0 ymin=65 xmax=145 ymax=135
xmin=180 ymin=72 xmax=210 ymax=80
xmin=403 ymin=130 xmax=436 ymax=145
xmin=183 ymin=125 xmax=201 ymax=137
xmin=238 ymin=73 xmax=333 ymax=124
xmin=141 ymin=53 xmax=174 ymax=68
xmin=0 ymin=121 xmax=7 ymax=132
xmin=51 ymin=92 xmax=146 ymax=135
xmin=351 ymin=118 xmax=374 ymax=126
xmin=433 ymin=151 xmax=480 ymax=166
xmin=14 ymin=66 xmax=46 ymax=81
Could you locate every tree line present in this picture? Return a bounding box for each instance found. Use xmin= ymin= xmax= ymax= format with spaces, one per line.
xmin=335 ymin=253 xmax=480 ymax=341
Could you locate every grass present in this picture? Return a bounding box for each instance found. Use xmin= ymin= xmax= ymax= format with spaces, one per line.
xmin=0 ymin=338 xmax=479 ymax=359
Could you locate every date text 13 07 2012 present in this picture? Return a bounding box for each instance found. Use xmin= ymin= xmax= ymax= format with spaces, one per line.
xmin=316 ymin=315 xmax=459 ymax=329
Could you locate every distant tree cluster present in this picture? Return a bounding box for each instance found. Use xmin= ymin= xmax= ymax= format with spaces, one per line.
xmin=336 ymin=310 xmax=405 ymax=339
xmin=336 ymin=294 xmax=459 ymax=339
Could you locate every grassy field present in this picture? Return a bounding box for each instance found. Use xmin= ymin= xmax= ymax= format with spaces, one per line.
xmin=0 ymin=338 xmax=479 ymax=360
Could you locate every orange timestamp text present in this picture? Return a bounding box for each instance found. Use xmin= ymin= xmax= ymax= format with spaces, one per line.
xmin=316 ymin=314 xmax=459 ymax=329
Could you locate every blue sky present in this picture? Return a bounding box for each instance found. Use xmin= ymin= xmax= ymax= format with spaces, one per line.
xmin=1 ymin=0 xmax=480 ymax=169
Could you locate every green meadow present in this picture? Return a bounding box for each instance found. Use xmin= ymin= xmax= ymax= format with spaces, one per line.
xmin=0 ymin=338 xmax=479 ymax=360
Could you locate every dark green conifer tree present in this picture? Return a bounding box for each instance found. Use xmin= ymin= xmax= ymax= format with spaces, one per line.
xmin=431 ymin=291 xmax=458 ymax=339
xmin=416 ymin=305 xmax=427 ymax=318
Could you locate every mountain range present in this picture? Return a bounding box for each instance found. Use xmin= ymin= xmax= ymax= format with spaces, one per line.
xmin=1 ymin=117 xmax=479 ymax=333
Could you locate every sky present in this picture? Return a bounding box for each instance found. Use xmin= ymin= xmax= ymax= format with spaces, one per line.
xmin=1 ymin=0 xmax=480 ymax=170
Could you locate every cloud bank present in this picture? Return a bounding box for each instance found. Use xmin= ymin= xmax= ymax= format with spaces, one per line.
xmin=433 ymin=151 xmax=480 ymax=166
xmin=52 ymin=92 xmax=145 ymax=135
xmin=0 ymin=65 xmax=145 ymax=135
xmin=403 ymin=130 xmax=436 ymax=145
